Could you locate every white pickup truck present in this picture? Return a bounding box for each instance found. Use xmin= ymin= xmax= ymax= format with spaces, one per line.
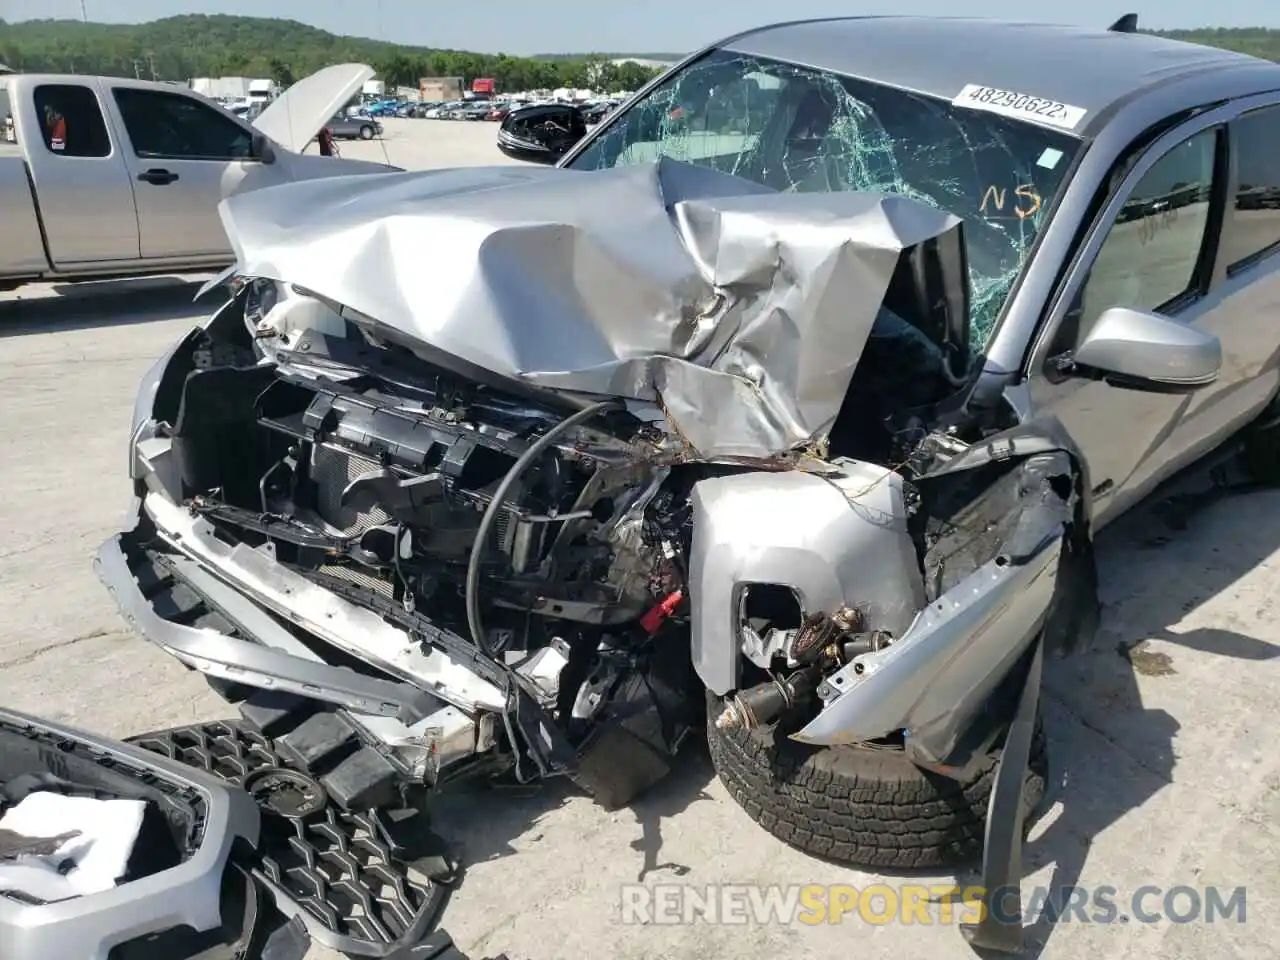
xmin=0 ymin=64 xmax=396 ymax=291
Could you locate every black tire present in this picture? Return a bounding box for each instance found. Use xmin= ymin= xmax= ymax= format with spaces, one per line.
xmin=1242 ymin=421 xmax=1280 ymax=484
xmin=706 ymin=693 xmax=1047 ymax=869
xmin=359 ymin=125 xmax=375 ymax=140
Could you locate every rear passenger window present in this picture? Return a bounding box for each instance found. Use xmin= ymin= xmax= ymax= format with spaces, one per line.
xmin=32 ymin=84 xmax=111 ymax=158
xmin=1223 ymin=106 xmax=1280 ymax=273
xmin=1075 ymin=127 xmax=1218 ymax=338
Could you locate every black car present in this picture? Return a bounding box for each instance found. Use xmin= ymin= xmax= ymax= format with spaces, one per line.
xmin=580 ymin=102 xmax=612 ymax=124
xmin=496 ymin=103 xmax=589 ymax=163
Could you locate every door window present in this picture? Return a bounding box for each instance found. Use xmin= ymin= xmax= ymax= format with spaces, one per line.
xmin=508 ymin=108 xmax=557 ymax=142
xmin=539 ymin=108 xmax=576 ymax=144
xmin=505 ymin=111 xmax=535 ymax=138
xmin=1072 ymin=128 xmax=1219 ymax=341
xmin=112 ymin=88 xmax=254 ymax=160
xmin=32 ymin=84 xmax=111 ymax=158
xmin=1222 ymin=105 xmax=1280 ymax=273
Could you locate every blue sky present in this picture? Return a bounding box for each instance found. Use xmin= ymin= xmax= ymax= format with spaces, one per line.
xmin=4 ymin=1 xmax=1276 ymax=55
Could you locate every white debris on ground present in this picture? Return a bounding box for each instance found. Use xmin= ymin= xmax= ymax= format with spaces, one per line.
xmin=0 ymin=793 xmax=146 ymax=900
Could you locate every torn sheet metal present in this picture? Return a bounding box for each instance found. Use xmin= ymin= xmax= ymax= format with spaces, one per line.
xmin=217 ymin=157 xmax=962 ymax=459
xmin=792 ymin=419 xmax=1101 ymax=763
xmin=918 ymin=414 xmax=1101 ymax=661
xmin=794 ymin=452 xmax=1071 ymax=764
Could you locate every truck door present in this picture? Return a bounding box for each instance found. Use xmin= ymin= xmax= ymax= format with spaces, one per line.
xmin=107 ymin=84 xmax=267 ymax=259
xmin=24 ymin=82 xmax=140 ymax=264
xmin=1025 ymin=121 xmax=1234 ymax=527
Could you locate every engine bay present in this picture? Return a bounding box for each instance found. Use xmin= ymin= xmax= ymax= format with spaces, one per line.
xmin=124 ymin=268 xmax=1065 ymax=804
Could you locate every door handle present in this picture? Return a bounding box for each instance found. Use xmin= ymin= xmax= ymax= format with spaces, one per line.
xmin=137 ymin=168 xmax=179 ymax=185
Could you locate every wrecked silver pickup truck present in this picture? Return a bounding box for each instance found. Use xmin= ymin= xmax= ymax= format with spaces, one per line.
xmin=98 ymin=15 xmax=1280 ymax=952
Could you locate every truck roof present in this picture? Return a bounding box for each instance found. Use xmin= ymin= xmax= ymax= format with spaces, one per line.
xmin=3 ymin=73 xmax=210 ymax=94
xmin=724 ymin=17 xmax=1280 ymax=134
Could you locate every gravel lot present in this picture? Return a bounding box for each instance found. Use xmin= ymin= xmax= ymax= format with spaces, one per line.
xmin=2 ymin=116 xmax=1279 ymax=960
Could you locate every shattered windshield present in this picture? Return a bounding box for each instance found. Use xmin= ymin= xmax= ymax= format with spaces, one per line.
xmin=566 ymin=49 xmax=1080 ymax=349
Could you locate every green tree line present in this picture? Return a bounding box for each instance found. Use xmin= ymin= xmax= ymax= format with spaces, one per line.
xmin=1156 ymin=27 xmax=1280 ymax=60
xmin=4 ymin=16 xmax=1280 ymax=92
xmin=0 ymin=14 xmax=667 ymax=92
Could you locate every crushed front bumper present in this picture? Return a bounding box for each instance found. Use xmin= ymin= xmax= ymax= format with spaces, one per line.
xmin=96 ymin=492 xmax=506 ymax=789
xmin=98 ymin=485 xmax=688 ymax=810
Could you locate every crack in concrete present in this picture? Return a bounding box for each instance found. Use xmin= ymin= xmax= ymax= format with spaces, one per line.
xmin=1042 ymin=688 xmax=1175 ymax=785
xmin=0 ymin=543 xmax=45 ymax=562
xmin=0 ymin=627 xmax=115 ymax=668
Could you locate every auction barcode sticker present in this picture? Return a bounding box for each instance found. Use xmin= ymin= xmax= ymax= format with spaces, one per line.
xmin=952 ymin=84 xmax=1087 ymax=131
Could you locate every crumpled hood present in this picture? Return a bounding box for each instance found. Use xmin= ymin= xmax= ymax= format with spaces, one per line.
xmin=217 ymin=158 xmax=962 ymax=459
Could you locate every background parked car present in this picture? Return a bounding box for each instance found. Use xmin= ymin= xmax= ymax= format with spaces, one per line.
xmin=457 ymin=102 xmax=491 ymax=121
xmin=425 ymin=100 xmax=464 ymax=119
xmin=325 ymin=112 xmax=382 ymax=139
xmin=496 ymin=102 xmax=588 ymax=162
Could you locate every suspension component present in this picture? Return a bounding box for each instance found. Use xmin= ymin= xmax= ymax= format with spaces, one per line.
xmin=790 ymin=605 xmax=865 ymax=664
xmin=714 ymin=668 xmax=820 ymax=732
xmin=842 ymin=630 xmax=894 ymax=660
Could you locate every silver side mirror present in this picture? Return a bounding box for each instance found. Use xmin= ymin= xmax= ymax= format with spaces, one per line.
xmin=1060 ymin=305 xmax=1221 ymax=393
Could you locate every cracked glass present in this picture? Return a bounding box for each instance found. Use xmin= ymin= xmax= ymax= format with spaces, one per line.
xmin=567 ymin=49 xmax=1081 ymax=350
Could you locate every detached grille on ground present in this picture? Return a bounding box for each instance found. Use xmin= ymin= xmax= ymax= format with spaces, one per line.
xmin=130 ymin=720 xmax=449 ymax=956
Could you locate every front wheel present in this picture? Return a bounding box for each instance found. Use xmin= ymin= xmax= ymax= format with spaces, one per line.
xmin=1242 ymin=412 xmax=1280 ymax=484
xmin=706 ymin=693 xmax=1047 ymax=868
xmin=359 ymin=125 xmax=375 ymax=140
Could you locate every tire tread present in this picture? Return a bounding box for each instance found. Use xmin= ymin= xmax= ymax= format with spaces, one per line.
xmin=706 ymin=694 xmax=1046 ymax=868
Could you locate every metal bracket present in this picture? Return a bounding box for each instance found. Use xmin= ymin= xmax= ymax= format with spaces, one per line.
xmin=960 ymin=631 xmax=1045 ymax=954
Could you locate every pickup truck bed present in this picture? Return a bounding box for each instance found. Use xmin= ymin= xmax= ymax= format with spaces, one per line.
xmin=0 ymin=154 xmax=48 ymax=282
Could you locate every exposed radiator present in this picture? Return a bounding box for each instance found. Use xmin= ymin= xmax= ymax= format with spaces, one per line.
xmin=318 ymin=562 xmax=394 ymax=598
xmin=310 ymin=444 xmax=392 ymax=537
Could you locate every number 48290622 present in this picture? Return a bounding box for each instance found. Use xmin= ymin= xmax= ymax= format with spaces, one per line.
xmin=952 ymin=84 xmax=1085 ymax=129
xmin=967 ymin=87 xmax=1070 ymax=122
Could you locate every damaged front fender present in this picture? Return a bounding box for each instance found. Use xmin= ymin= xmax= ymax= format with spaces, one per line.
xmin=793 ymin=527 xmax=1061 ymax=765
xmin=688 ymin=460 xmax=925 ymax=695
xmin=793 ymin=434 xmax=1097 ymax=766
